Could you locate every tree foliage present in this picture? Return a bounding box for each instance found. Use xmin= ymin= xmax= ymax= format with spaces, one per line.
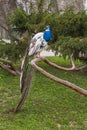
xmin=42 ymin=9 xmax=87 ymax=62
xmin=53 ymin=36 xmax=87 ymax=59
xmin=1 ymin=3 xmax=87 ymax=63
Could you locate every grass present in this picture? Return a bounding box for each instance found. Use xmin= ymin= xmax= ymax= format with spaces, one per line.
xmin=0 ymin=56 xmax=87 ymax=130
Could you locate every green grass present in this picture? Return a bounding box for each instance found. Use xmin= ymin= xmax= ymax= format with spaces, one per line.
xmin=0 ymin=56 xmax=87 ymax=130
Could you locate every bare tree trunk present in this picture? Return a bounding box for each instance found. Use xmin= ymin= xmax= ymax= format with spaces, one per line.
xmin=74 ymin=0 xmax=84 ymax=11
xmin=54 ymin=0 xmax=59 ymax=12
xmin=0 ymin=23 xmax=8 ymax=32
xmin=8 ymin=0 xmax=17 ymax=10
xmin=0 ymin=0 xmax=17 ymax=38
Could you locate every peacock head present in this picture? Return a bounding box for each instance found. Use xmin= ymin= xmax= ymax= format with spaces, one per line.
xmin=44 ymin=25 xmax=50 ymax=30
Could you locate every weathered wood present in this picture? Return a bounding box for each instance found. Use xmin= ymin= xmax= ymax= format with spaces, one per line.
xmin=30 ymin=57 xmax=87 ymax=96
xmin=0 ymin=64 xmax=19 ymax=76
xmin=14 ymin=68 xmax=34 ymax=112
xmin=0 ymin=58 xmax=20 ymax=76
xmin=20 ymin=47 xmax=29 ymax=93
xmin=0 ymin=58 xmax=15 ymax=70
xmin=40 ymin=56 xmax=87 ymax=71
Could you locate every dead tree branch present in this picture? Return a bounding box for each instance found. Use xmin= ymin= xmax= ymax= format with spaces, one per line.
xmin=14 ymin=55 xmax=87 ymax=112
xmin=30 ymin=57 xmax=87 ymax=96
xmin=0 ymin=58 xmax=20 ymax=76
xmin=40 ymin=55 xmax=87 ymax=71
xmin=0 ymin=64 xmax=19 ymax=76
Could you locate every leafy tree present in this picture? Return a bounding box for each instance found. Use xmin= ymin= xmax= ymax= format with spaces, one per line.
xmin=42 ymin=9 xmax=87 ymax=63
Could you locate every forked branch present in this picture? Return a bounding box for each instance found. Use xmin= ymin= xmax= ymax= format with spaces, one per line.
xmin=40 ymin=54 xmax=87 ymax=71
xmin=14 ymin=55 xmax=87 ymax=112
xmin=30 ymin=57 xmax=87 ymax=96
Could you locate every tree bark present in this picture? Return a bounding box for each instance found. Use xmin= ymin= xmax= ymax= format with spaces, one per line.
xmin=0 ymin=58 xmax=20 ymax=76
xmin=14 ymin=67 xmax=34 ymax=112
xmin=0 ymin=23 xmax=8 ymax=32
xmin=54 ymin=0 xmax=59 ymax=12
xmin=40 ymin=56 xmax=87 ymax=71
xmin=0 ymin=64 xmax=19 ymax=76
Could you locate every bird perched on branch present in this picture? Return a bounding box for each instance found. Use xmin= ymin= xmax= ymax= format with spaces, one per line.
xmin=28 ymin=25 xmax=52 ymax=57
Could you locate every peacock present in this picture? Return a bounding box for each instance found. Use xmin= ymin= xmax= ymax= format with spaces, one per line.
xmin=29 ymin=25 xmax=52 ymax=57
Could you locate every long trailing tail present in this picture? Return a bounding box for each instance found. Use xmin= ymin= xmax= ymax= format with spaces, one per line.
xmin=20 ymin=47 xmax=29 ymax=93
xmin=14 ymin=41 xmax=35 ymax=112
xmin=14 ymin=67 xmax=34 ymax=112
xmin=20 ymin=39 xmax=34 ymax=93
